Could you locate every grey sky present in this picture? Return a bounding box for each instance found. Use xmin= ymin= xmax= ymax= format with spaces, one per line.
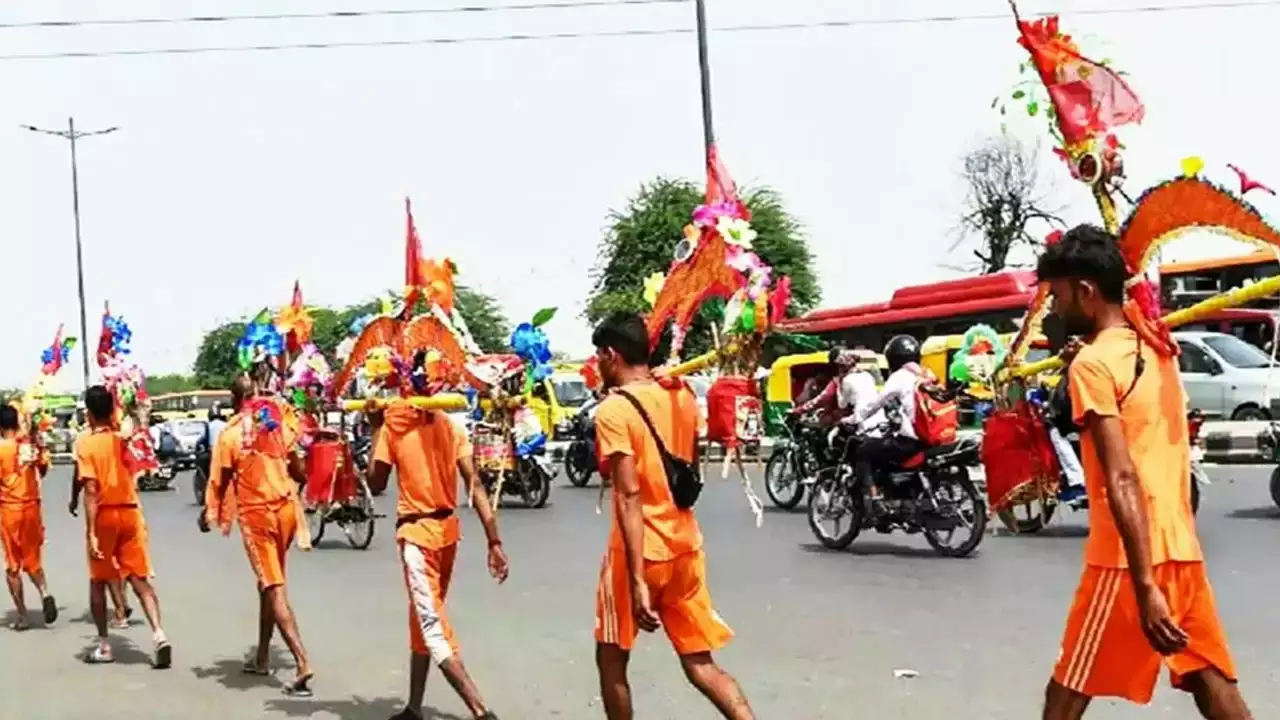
xmin=4 ymin=0 xmax=1277 ymax=390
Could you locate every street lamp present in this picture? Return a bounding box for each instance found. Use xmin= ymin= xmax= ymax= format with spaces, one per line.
xmin=694 ymin=0 xmax=715 ymax=158
xmin=22 ymin=118 xmax=118 ymax=392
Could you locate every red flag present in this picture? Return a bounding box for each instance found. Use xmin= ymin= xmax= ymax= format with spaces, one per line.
xmin=1016 ymin=15 xmax=1143 ymax=146
xmin=96 ymin=301 xmax=113 ymax=367
xmin=404 ymin=197 xmax=425 ymax=312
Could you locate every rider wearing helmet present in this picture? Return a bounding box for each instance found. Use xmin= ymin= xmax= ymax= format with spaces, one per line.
xmin=852 ymin=335 xmax=930 ymax=482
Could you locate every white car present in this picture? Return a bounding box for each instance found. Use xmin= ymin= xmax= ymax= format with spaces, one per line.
xmin=1174 ymin=331 xmax=1280 ymax=420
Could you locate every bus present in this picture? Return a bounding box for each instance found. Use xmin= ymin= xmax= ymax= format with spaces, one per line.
xmin=150 ymin=390 xmax=232 ymax=421
xmin=780 ymin=269 xmax=1280 ymax=353
xmin=776 ymin=272 xmax=1040 ymax=351
xmin=1160 ymin=251 xmax=1278 ymax=309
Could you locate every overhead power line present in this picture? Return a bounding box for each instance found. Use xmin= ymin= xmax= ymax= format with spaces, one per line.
xmin=0 ymin=0 xmax=686 ymax=30
xmin=2 ymin=0 xmax=1278 ymax=62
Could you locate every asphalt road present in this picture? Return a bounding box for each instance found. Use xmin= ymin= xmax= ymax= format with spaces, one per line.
xmin=3 ymin=464 xmax=1280 ymax=720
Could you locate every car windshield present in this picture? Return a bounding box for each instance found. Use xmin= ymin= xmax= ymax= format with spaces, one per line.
xmin=172 ymin=420 xmax=206 ymax=437
xmin=553 ymin=378 xmax=591 ymax=407
xmin=1203 ymin=334 xmax=1275 ymax=369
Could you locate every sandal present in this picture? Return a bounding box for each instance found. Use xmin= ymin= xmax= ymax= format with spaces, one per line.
xmin=42 ymin=596 xmax=58 ymax=625
xmin=84 ymin=645 xmax=115 ymax=664
xmin=8 ymin=618 xmax=30 ymax=632
xmin=153 ymin=641 xmax=172 ymax=670
xmin=241 ymin=660 xmax=271 ymax=676
xmin=283 ymin=672 xmax=314 ymax=698
xmin=110 ymin=617 xmax=130 ymax=630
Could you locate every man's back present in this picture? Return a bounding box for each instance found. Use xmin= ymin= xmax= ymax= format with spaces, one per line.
xmin=0 ymin=438 xmax=40 ymax=504
xmin=217 ymin=417 xmax=294 ymax=510
xmin=76 ymin=429 xmax=139 ymax=508
xmin=373 ymin=404 xmax=467 ymax=549
xmin=595 ymin=380 xmax=702 ymax=562
xmin=1069 ymin=326 xmax=1201 ymax=568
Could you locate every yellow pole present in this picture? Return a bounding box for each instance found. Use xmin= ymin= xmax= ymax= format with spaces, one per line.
xmin=339 ymin=394 xmax=470 ymax=411
xmin=1008 ymin=273 xmax=1280 ymax=379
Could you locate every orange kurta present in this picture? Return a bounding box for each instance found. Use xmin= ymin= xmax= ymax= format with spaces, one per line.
xmin=593 ymin=381 xmax=731 ymax=655
xmin=76 ymin=428 xmax=152 ymax=582
xmin=0 ymin=436 xmax=47 ymax=575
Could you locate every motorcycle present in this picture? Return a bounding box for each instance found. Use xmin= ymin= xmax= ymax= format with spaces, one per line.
xmin=138 ymin=459 xmax=176 ymax=492
xmin=563 ymin=408 xmax=596 ymax=488
xmin=192 ymin=448 xmax=211 ymax=506
xmin=763 ymin=413 xmax=831 ymax=510
xmin=350 ymin=434 xmax=375 ymax=495
xmin=807 ymin=424 xmax=987 ymax=558
xmin=475 ymin=423 xmax=554 ymax=508
xmin=1258 ymin=419 xmax=1280 ymax=508
xmin=997 ymin=409 xmax=1208 ymax=534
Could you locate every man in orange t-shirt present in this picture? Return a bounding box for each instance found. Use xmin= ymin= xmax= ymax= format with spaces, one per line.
xmin=590 ymin=312 xmax=754 ymax=720
xmin=367 ymin=398 xmax=509 ymax=720
xmin=202 ymin=374 xmax=314 ymax=697
xmin=0 ymin=403 xmax=57 ymax=630
xmin=78 ymin=386 xmax=171 ymax=668
xmin=1037 ymin=226 xmax=1251 ymax=719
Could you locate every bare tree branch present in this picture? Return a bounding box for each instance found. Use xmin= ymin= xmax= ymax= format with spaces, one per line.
xmin=948 ymin=135 xmax=1064 ymax=274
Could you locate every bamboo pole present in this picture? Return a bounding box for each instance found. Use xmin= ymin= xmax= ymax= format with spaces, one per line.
xmin=1007 ymin=273 xmax=1280 ymax=380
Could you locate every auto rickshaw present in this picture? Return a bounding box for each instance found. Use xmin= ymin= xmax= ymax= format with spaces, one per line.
xmin=763 ymin=350 xmax=887 ymax=437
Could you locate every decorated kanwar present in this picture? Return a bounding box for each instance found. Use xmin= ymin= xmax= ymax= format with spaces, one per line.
xmin=336 ymin=198 xmax=511 ymax=720
xmin=201 ymin=285 xmax=318 ymax=696
xmin=980 ymin=4 xmax=1267 ymax=715
xmin=589 ymin=147 xmax=761 ymax=720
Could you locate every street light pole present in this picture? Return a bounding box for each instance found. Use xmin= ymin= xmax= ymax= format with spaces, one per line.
xmin=22 ymin=117 xmax=118 ymax=392
xmin=694 ymin=0 xmax=715 ymax=159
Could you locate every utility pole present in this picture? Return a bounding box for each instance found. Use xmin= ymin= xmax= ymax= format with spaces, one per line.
xmin=694 ymin=0 xmax=715 ymax=159
xmin=22 ymin=118 xmax=118 ymax=392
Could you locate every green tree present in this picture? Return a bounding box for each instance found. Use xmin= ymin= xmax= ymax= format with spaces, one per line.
xmin=146 ymin=373 xmax=198 ymax=396
xmin=586 ymin=177 xmax=820 ymax=359
xmin=192 ymin=286 xmax=512 ymax=387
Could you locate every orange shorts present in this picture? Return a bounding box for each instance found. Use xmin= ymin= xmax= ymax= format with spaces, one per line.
xmin=595 ymin=548 xmax=733 ymax=656
xmin=400 ymin=540 xmax=459 ymax=664
xmin=1053 ymin=562 xmax=1237 ymax=704
xmin=241 ymin=503 xmax=297 ymax=590
xmin=90 ymin=507 xmax=152 ymax=583
xmin=1 ymin=503 xmax=44 ymax=575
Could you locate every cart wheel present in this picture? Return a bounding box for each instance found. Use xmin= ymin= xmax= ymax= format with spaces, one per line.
xmin=346 ymin=480 xmax=376 ymax=550
xmin=306 ymin=508 xmax=327 ymax=546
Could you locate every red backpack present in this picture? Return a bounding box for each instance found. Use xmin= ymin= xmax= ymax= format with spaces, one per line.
xmin=911 ymin=368 xmax=958 ymax=446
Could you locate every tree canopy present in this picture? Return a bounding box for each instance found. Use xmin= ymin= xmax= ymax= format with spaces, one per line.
xmin=586 ymin=177 xmax=820 ymax=359
xmin=192 ymin=286 xmax=511 ymax=390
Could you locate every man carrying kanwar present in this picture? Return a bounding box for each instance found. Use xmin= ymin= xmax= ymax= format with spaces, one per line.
xmin=77 ymin=385 xmax=171 ymax=668
xmin=0 ymin=403 xmax=57 ymax=630
xmin=202 ymin=367 xmax=315 ymax=698
xmin=590 ymin=311 xmax=754 ymax=720
xmin=366 ymin=381 xmax=509 ymax=720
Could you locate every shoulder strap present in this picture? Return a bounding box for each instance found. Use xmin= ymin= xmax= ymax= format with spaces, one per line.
xmin=614 ymin=390 xmax=673 ymax=461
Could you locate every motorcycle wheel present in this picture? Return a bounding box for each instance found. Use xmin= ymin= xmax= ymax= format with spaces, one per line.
xmin=1270 ymin=466 xmax=1280 ymax=509
xmin=524 ymin=462 xmax=552 ymax=509
xmin=996 ymin=499 xmax=1055 ymax=535
xmin=193 ymin=467 xmax=209 ymax=507
xmin=1190 ymin=473 xmax=1202 ymax=515
xmin=565 ymin=447 xmax=593 ymax=488
xmin=764 ymin=446 xmax=805 ymax=510
xmin=345 ymin=479 xmax=377 ymax=550
xmin=924 ymin=467 xmax=987 ymax=558
xmin=806 ymin=467 xmax=862 ymax=550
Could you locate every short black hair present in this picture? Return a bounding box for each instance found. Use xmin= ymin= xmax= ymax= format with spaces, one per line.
xmin=0 ymin=404 xmax=18 ymax=431
xmin=591 ymin=312 xmax=651 ymax=366
xmin=1035 ymin=224 xmax=1128 ymax=303
xmin=84 ymin=385 xmax=115 ymax=421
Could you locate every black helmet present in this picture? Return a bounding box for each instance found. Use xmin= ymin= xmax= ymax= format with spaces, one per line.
xmin=883 ymin=335 xmax=921 ymax=372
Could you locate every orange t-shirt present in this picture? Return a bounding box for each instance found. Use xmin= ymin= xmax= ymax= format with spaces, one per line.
xmin=1069 ymin=326 xmax=1202 ymax=568
xmin=75 ymin=428 xmax=141 ymax=508
xmin=594 ymin=380 xmax=702 ymax=562
xmin=373 ymin=403 xmax=470 ymax=550
xmin=0 ymin=436 xmax=42 ymax=505
xmin=215 ymin=411 xmax=298 ymax=512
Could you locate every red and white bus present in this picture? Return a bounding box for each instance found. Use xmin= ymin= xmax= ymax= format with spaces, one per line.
xmin=781 ymin=269 xmax=1279 ymax=353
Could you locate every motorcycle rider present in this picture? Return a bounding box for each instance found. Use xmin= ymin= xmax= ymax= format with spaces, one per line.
xmin=791 ymin=348 xmax=880 ymax=430
xmin=851 ymin=335 xmax=931 ymax=485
